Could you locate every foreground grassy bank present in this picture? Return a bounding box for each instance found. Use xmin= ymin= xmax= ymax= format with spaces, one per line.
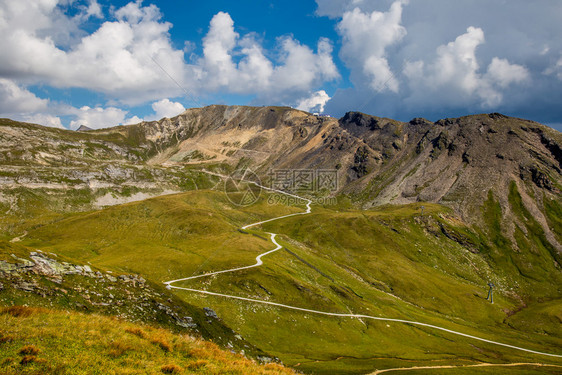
xmin=0 ymin=306 xmax=296 ymax=375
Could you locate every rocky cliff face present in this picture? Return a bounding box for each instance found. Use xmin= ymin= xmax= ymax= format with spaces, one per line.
xmin=301 ymin=111 xmax=562 ymax=268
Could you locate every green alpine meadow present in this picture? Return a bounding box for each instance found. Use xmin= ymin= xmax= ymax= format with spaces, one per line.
xmin=0 ymin=106 xmax=561 ymax=374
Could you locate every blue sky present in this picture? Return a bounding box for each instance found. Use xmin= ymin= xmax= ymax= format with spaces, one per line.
xmin=0 ymin=0 xmax=561 ymax=130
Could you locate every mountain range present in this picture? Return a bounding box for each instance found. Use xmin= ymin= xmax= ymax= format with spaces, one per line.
xmin=0 ymin=106 xmax=561 ymax=374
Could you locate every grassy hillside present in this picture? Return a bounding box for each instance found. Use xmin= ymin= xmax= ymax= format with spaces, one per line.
xmin=12 ymin=189 xmax=561 ymax=374
xmin=0 ymin=306 xmax=295 ymax=375
xmin=177 ymin=202 xmax=561 ymax=373
xmin=19 ymin=190 xmax=303 ymax=283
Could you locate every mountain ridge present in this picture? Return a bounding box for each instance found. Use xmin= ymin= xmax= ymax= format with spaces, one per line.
xmin=2 ymin=107 xmax=562 ymax=267
xmin=131 ymin=107 xmax=562 ymax=243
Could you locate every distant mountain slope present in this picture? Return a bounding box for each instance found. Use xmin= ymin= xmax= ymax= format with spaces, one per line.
xmin=1 ymin=107 xmax=561 ymax=267
xmin=324 ymin=112 xmax=562 ymax=267
xmin=122 ymin=107 xmax=562 ymax=268
xmin=76 ymin=124 xmax=93 ymax=131
xmin=0 ymin=117 xmax=219 ymax=226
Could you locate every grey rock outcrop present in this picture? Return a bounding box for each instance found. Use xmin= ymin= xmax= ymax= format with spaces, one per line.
xmin=204 ymin=307 xmax=219 ymax=319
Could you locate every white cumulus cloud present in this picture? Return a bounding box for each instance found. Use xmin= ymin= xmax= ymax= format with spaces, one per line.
xmin=123 ymin=115 xmax=143 ymax=125
xmin=0 ymin=1 xmax=337 ymax=103
xmin=320 ymin=0 xmax=560 ymax=124
xmin=486 ymin=57 xmax=529 ymax=88
xmin=199 ymin=12 xmax=338 ymax=101
xmin=0 ymin=78 xmax=48 ymax=113
xmin=0 ymin=1 xmax=340 ymax=127
xmin=23 ymin=113 xmax=64 ymax=129
xmin=123 ymin=98 xmax=186 ymax=124
xmin=337 ymin=1 xmax=408 ymax=93
xmin=296 ymin=90 xmax=331 ymax=113
xmin=151 ymin=99 xmax=185 ymax=119
xmin=69 ymin=106 xmax=129 ymax=130
xmin=404 ymin=27 xmax=529 ymax=108
xmin=201 ymin=12 xmax=241 ymax=89
xmin=0 ymin=0 xmax=187 ymax=104
xmin=0 ymin=78 xmax=65 ymax=129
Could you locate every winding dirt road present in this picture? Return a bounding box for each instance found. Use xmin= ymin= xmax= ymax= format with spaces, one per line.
xmin=369 ymin=362 xmax=562 ymax=374
xmin=164 ymin=179 xmax=562 ymax=365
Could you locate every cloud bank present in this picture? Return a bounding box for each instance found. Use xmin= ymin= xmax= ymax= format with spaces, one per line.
xmin=0 ymin=0 xmax=338 ymax=128
xmin=318 ymin=0 xmax=562 ymax=125
xmin=0 ymin=0 xmax=561 ymax=129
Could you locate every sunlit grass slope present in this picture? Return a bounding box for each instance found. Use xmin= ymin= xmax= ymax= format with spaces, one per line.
xmin=0 ymin=306 xmax=296 ymax=375
xmin=21 ymin=190 xmax=303 ymax=283
xmin=17 ymin=189 xmax=562 ymax=374
xmin=176 ymin=203 xmax=561 ymax=373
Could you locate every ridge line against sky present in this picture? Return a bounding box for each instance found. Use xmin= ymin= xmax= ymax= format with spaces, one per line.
xmin=0 ymin=0 xmax=561 ymax=130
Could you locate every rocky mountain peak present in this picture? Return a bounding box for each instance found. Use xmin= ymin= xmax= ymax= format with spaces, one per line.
xmin=1 ymin=107 xmax=561 ymax=264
